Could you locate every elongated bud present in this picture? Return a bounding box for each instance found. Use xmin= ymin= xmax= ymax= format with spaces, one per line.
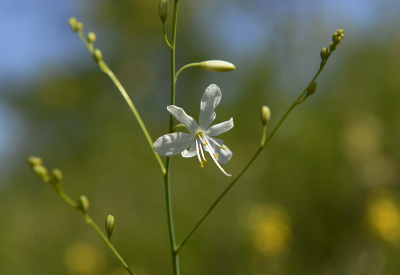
xmin=69 ymin=17 xmax=83 ymax=32
xmin=51 ymin=169 xmax=63 ymax=183
xmin=77 ymin=195 xmax=89 ymax=213
xmin=32 ymin=165 xmax=48 ymax=179
xmin=159 ymin=0 xmax=169 ymax=22
xmin=261 ymin=106 xmax=271 ymax=125
xmin=105 ymin=215 xmax=115 ymax=240
xmin=28 ymin=156 xmax=42 ymax=168
xmin=87 ymin=32 xmax=96 ymax=43
xmin=200 ymin=60 xmax=236 ymax=72
xmin=320 ymin=47 xmax=329 ymax=60
xmin=329 ymin=42 xmax=337 ymax=52
xmin=93 ymin=49 xmax=103 ymax=63
xmin=306 ymin=81 xmax=318 ymax=96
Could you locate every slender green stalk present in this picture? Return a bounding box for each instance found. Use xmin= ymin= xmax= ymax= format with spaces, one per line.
xmin=175 ymin=62 xmax=202 ymax=84
xmin=75 ymin=29 xmax=166 ymax=176
xmin=41 ymin=175 xmax=135 ymax=275
xmin=176 ymin=53 xmax=333 ymax=252
xmin=163 ymin=1 xmax=180 ymax=274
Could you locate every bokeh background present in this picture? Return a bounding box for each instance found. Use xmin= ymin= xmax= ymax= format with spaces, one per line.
xmin=1 ymin=0 xmax=400 ymax=274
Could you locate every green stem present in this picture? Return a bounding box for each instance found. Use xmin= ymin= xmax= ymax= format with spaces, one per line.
xmin=175 ymin=62 xmax=202 ymax=84
xmin=164 ymin=1 xmax=180 ymax=275
xmin=76 ymin=30 xmax=166 ymax=176
xmin=54 ymin=186 xmax=134 ymax=275
xmin=177 ymin=54 xmax=333 ymax=252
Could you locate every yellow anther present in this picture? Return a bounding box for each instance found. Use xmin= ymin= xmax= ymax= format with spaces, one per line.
xmin=204 ymin=159 xmax=207 ymax=164
xmin=200 ymin=161 xmax=204 ymax=168
xmin=215 ymin=153 xmax=218 ymax=159
xmin=205 ymin=142 xmax=208 ymax=146
xmin=220 ymin=146 xmax=226 ymax=150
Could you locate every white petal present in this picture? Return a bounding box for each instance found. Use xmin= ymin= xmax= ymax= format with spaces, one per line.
xmin=153 ymin=133 xmax=195 ymax=157
xmin=204 ymin=117 xmax=234 ymax=136
xmin=167 ymin=105 xmax=198 ymax=134
xmin=207 ymin=137 xmax=232 ymax=164
xmin=181 ymin=143 xmax=197 ymax=158
xmin=199 ymin=84 xmax=222 ymax=130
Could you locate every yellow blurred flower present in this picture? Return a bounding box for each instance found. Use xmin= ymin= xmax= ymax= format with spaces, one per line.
xmin=64 ymin=242 xmax=104 ymax=274
xmin=367 ymin=190 xmax=400 ymax=243
xmin=245 ymin=204 xmax=291 ymax=256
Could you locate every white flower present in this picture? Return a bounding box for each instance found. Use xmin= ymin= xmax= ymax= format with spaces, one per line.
xmin=153 ymin=84 xmax=234 ymax=176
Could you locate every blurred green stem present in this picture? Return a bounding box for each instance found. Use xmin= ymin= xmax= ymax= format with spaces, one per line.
xmin=175 ymin=62 xmax=201 ymax=84
xmin=44 ymin=178 xmax=134 ymax=275
xmin=176 ymin=52 xmax=333 ymax=252
xmin=164 ymin=0 xmax=180 ymax=274
xmin=76 ymin=30 xmax=166 ymax=176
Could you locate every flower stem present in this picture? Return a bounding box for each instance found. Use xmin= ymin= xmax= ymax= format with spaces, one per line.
xmin=175 ymin=62 xmax=202 ymax=84
xmin=177 ymin=52 xmax=334 ymax=252
xmin=75 ymin=29 xmax=166 ymax=176
xmin=164 ymin=1 xmax=180 ymax=274
xmin=49 ymin=183 xmax=134 ymax=275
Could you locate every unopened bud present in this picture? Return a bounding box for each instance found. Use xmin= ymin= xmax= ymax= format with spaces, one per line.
xmin=332 ymin=35 xmax=341 ymax=45
xmin=28 ymin=156 xmax=42 ymax=168
xmin=320 ymin=47 xmax=329 ymax=60
xmin=260 ymin=106 xmax=271 ymax=125
xmin=159 ymin=0 xmax=169 ymax=22
xmin=77 ymin=195 xmax=89 ymax=213
xmin=51 ymin=169 xmax=63 ymax=183
xmin=337 ymin=29 xmax=344 ymax=36
xmin=69 ymin=17 xmax=82 ymax=32
xmin=200 ymin=60 xmax=236 ymax=72
xmin=87 ymin=32 xmax=96 ymax=43
xmin=329 ymin=42 xmax=337 ymax=52
xmin=93 ymin=49 xmax=102 ymax=63
xmin=105 ymin=215 xmax=115 ymax=240
xmin=32 ymin=165 xmax=48 ymax=179
xmin=306 ymin=81 xmax=318 ymax=96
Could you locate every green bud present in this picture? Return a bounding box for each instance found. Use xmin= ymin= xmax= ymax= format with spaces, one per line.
xmin=200 ymin=60 xmax=236 ymax=72
xmin=32 ymin=165 xmax=48 ymax=179
xmin=69 ymin=17 xmax=82 ymax=32
xmin=51 ymin=169 xmax=63 ymax=183
xmin=77 ymin=195 xmax=89 ymax=213
xmin=105 ymin=215 xmax=115 ymax=240
xmin=28 ymin=156 xmax=42 ymax=168
xmin=87 ymin=32 xmax=96 ymax=43
xmin=260 ymin=106 xmax=271 ymax=125
xmin=320 ymin=47 xmax=329 ymax=60
xmin=329 ymin=42 xmax=337 ymax=52
xmin=93 ymin=49 xmax=103 ymax=63
xmin=306 ymin=81 xmax=318 ymax=96
xmin=159 ymin=0 xmax=169 ymax=22
xmin=337 ymin=29 xmax=344 ymax=36
xmin=332 ymin=35 xmax=341 ymax=45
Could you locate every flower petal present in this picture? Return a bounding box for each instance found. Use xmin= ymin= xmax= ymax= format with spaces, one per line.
xmin=199 ymin=84 xmax=222 ymax=129
xmin=204 ymin=117 xmax=234 ymax=136
xmin=167 ymin=105 xmax=198 ymax=134
xmin=181 ymin=143 xmax=197 ymax=158
xmin=207 ymin=137 xmax=233 ymax=164
xmin=153 ymin=133 xmax=195 ymax=156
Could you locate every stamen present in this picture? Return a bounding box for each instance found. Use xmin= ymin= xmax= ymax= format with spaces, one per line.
xmin=215 ymin=153 xmax=218 ymax=159
xmin=198 ymin=141 xmax=207 ymax=164
xmin=203 ymin=135 xmax=231 ymax=177
xmin=220 ymin=146 xmax=226 ymax=150
xmin=195 ymin=140 xmax=203 ymax=167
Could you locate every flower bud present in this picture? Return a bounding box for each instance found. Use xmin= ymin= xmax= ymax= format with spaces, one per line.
xmin=51 ymin=169 xmax=63 ymax=183
xmin=320 ymin=47 xmax=329 ymax=60
xmin=200 ymin=60 xmax=236 ymax=72
xmin=306 ymin=81 xmax=318 ymax=96
xmin=69 ymin=17 xmax=83 ymax=32
xmin=77 ymin=195 xmax=89 ymax=213
xmin=329 ymin=42 xmax=337 ymax=52
xmin=28 ymin=156 xmax=42 ymax=168
xmin=87 ymin=32 xmax=96 ymax=43
xmin=337 ymin=29 xmax=344 ymax=36
xmin=105 ymin=215 xmax=115 ymax=240
xmin=332 ymin=35 xmax=341 ymax=45
xmin=159 ymin=0 xmax=169 ymax=22
xmin=32 ymin=165 xmax=48 ymax=179
xmin=93 ymin=49 xmax=103 ymax=63
xmin=260 ymin=106 xmax=271 ymax=125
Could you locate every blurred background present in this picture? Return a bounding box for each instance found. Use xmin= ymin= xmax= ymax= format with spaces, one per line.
xmin=1 ymin=0 xmax=400 ymax=274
